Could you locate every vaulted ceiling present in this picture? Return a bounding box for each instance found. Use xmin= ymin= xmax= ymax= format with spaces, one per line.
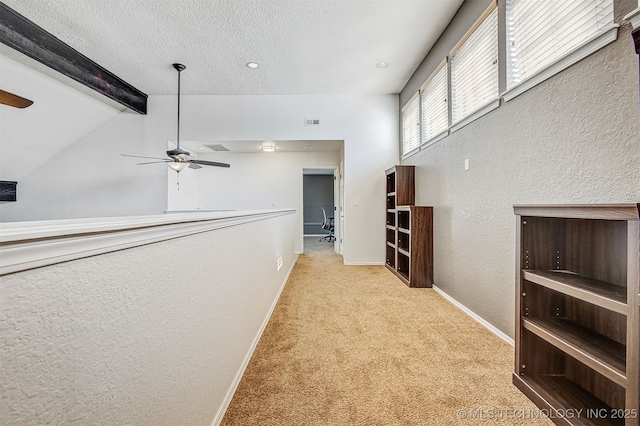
xmin=1 ymin=0 xmax=463 ymax=96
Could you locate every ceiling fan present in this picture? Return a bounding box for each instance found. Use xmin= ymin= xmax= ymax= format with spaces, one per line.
xmin=122 ymin=63 xmax=230 ymax=172
xmin=0 ymin=89 xmax=33 ymax=109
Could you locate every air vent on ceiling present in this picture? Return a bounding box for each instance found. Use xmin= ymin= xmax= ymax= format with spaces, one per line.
xmin=305 ymin=119 xmax=320 ymax=126
xmin=205 ymin=144 xmax=230 ymax=151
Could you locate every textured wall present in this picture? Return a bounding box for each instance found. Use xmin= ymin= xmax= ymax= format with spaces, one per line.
xmin=0 ymin=53 xmax=121 ymax=183
xmin=401 ymin=1 xmax=640 ymax=337
xmin=177 ymin=151 xmax=341 ymax=253
xmin=1 ymin=93 xmax=397 ymax=265
xmin=154 ymin=94 xmax=399 ymax=264
xmin=0 ymin=213 xmax=296 ymax=424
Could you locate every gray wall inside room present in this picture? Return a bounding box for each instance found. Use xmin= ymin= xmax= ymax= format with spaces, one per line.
xmin=303 ymin=174 xmax=334 ymax=235
xmin=399 ymin=0 xmax=640 ymax=339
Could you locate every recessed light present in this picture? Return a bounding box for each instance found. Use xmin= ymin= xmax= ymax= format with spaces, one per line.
xmin=246 ymin=62 xmax=259 ymax=69
xmin=376 ymin=62 xmax=388 ymax=68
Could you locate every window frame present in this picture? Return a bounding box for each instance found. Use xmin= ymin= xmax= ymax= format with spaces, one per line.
xmin=449 ymin=0 xmax=500 ymax=132
xmin=401 ymin=91 xmax=421 ymax=158
xmin=420 ymin=58 xmax=449 ymax=148
xmin=502 ymin=0 xmax=618 ymax=102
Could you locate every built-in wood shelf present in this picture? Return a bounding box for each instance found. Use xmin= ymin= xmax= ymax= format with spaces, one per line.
xmin=514 ymin=204 xmax=639 ymax=426
xmin=523 ymin=317 xmax=626 ymax=386
xmin=398 ymin=247 xmax=410 ymax=257
xmin=513 ymin=374 xmax=620 ymax=426
xmin=523 ymin=270 xmax=627 ymax=315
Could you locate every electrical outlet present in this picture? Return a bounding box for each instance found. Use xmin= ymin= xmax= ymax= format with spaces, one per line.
xmin=464 ymin=159 xmax=469 ymax=171
xmin=277 ymin=256 xmax=283 ymax=271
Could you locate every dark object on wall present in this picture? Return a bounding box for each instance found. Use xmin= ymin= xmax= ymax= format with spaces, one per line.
xmin=0 ymin=181 xmax=17 ymax=201
xmin=0 ymin=3 xmax=147 ymax=114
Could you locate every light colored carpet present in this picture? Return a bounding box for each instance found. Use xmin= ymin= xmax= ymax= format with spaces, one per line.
xmin=221 ymin=251 xmax=551 ymax=425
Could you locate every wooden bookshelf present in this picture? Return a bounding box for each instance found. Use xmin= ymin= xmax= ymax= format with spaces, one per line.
xmin=514 ymin=204 xmax=640 ymax=426
xmin=385 ymin=166 xmax=433 ymax=288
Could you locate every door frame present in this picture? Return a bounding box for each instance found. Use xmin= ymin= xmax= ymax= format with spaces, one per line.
xmin=300 ymin=166 xmax=341 ymax=254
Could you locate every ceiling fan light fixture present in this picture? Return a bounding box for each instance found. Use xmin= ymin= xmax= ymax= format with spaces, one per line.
xmin=121 ymin=63 xmax=230 ymax=172
xmin=168 ymin=161 xmax=189 ymax=172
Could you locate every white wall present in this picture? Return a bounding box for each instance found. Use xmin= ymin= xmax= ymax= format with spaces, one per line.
xmin=0 ymin=212 xmax=296 ymax=425
xmin=0 ymin=110 xmax=170 ymax=222
xmin=157 ymin=94 xmax=398 ymax=264
xmin=169 ymin=151 xmax=340 ymax=253
xmin=0 ymin=52 xmax=171 ymax=223
xmin=2 ymin=91 xmax=398 ymax=264
xmin=0 ymin=54 xmax=121 ymax=182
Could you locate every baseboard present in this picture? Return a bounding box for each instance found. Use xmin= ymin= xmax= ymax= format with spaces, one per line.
xmin=343 ymin=261 xmax=385 ymax=266
xmin=432 ymin=285 xmax=514 ymax=346
xmin=210 ymin=254 xmax=299 ymax=426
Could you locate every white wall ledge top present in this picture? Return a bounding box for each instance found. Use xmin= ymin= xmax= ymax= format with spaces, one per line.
xmin=0 ymin=209 xmax=295 ymax=243
xmin=0 ymin=209 xmax=296 ymax=275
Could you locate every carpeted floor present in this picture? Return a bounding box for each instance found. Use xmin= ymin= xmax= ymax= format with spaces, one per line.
xmin=221 ymin=251 xmax=551 ymax=425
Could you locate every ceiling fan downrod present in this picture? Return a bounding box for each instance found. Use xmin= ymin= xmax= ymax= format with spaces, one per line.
xmin=173 ymin=63 xmax=186 ymax=152
xmin=121 ymin=63 xmax=230 ymax=172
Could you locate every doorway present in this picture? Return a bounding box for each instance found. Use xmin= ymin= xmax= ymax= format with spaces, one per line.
xmin=302 ymin=168 xmax=339 ymax=254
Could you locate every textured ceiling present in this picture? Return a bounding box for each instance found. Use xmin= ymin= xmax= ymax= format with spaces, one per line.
xmin=2 ymin=0 xmax=463 ymax=96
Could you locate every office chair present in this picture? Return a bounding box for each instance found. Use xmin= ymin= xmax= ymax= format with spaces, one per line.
xmin=320 ymin=207 xmax=335 ymax=242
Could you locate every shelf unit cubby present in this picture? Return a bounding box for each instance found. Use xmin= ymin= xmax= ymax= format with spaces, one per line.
xmin=514 ymin=204 xmax=640 ymax=426
xmin=384 ymin=166 xmax=433 ymax=288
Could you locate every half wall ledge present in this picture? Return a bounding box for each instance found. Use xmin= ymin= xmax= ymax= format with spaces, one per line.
xmin=0 ymin=209 xmax=296 ymax=276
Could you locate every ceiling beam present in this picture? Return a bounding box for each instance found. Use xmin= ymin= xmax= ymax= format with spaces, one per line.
xmin=0 ymin=2 xmax=147 ymax=114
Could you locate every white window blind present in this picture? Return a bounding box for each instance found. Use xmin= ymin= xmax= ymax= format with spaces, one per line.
xmin=450 ymin=4 xmax=499 ymax=126
xmin=506 ymin=0 xmax=614 ymax=90
xmin=420 ymin=60 xmax=448 ymax=145
xmin=402 ymin=93 xmax=420 ymax=155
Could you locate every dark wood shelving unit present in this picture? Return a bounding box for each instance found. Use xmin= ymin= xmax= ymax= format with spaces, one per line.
xmin=523 ymin=270 xmax=627 ymax=314
xmin=522 ymin=375 xmax=623 ymax=426
xmin=522 ymin=317 xmax=626 ymax=385
xmin=384 ymin=166 xmax=433 ymax=288
xmin=514 ymin=204 xmax=640 ymax=426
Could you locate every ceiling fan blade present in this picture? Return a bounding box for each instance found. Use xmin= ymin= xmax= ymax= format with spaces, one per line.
xmin=189 ymin=159 xmax=231 ymax=168
xmin=137 ymin=160 xmax=171 ymax=165
xmin=189 ymin=163 xmax=203 ymax=169
xmin=0 ymin=89 xmax=34 ymax=108
xmin=121 ymin=154 xmax=169 ymax=160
